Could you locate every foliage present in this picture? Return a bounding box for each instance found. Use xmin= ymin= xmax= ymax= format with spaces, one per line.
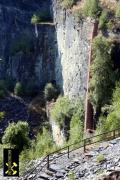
xmin=44 ymin=83 xmax=59 ymax=101
xmin=89 ymin=35 xmax=115 ymax=109
xmin=67 ymin=171 xmax=76 ymax=180
xmin=31 ymin=11 xmax=52 ymax=24
xmin=50 ymin=96 xmax=74 ymax=127
xmin=14 ymin=82 xmax=23 ymax=96
xmin=69 ymin=101 xmax=84 ymax=144
xmin=10 ymin=31 xmax=34 ymax=55
xmin=2 ymin=121 xmax=30 ymax=152
xmin=115 ymin=3 xmax=120 ymax=18
xmin=62 ymin=0 xmax=75 ymax=9
xmin=96 ymin=82 xmax=120 ymax=136
xmin=73 ymin=8 xmax=84 ymax=21
xmin=99 ymin=10 xmax=108 ymax=29
xmin=0 ymin=144 xmax=3 ymax=168
xmin=31 ymin=14 xmax=40 ymax=24
xmin=83 ymin=0 xmax=101 ymax=18
xmin=0 ymin=111 xmax=5 ymax=120
xmin=96 ymin=154 xmax=105 ymax=162
xmin=20 ymin=128 xmax=57 ymax=161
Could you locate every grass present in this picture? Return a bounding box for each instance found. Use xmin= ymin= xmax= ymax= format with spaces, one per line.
xmin=96 ymin=154 xmax=105 ymax=162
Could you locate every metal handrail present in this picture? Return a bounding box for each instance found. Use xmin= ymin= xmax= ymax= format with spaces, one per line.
xmin=25 ymin=127 xmax=120 ymax=179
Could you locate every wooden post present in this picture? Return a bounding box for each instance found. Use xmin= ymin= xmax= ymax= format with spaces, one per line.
xmin=84 ymin=20 xmax=98 ymax=131
xmin=113 ymin=130 xmax=115 ymax=139
xmin=47 ymin=155 xmax=49 ymax=169
xmin=68 ymin=146 xmax=69 ymax=158
xmin=84 ymin=139 xmax=86 ymax=153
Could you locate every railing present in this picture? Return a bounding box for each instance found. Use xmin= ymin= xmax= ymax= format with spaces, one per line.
xmin=25 ymin=128 xmax=120 ymax=179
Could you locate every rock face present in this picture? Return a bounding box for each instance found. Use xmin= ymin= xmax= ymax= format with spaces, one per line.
xmin=0 ymin=0 xmax=93 ymax=100
xmin=0 ymin=0 xmax=56 ymax=87
xmin=52 ymin=0 xmax=93 ymax=99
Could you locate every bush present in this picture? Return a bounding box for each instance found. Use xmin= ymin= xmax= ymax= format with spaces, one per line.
xmin=115 ymin=4 xmax=120 ymax=18
xmin=89 ymin=36 xmax=115 ymax=110
xmin=31 ymin=11 xmax=52 ymax=24
xmin=73 ymin=8 xmax=84 ymax=21
xmin=0 ymin=112 xmax=5 ymax=120
xmin=50 ymin=96 xmax=74 ymax=127
xmin=44 ymin=83 xmax=59 ymax=101
xmin=96 ymin=154 xmax=105 ymax=162
xmin=62 ymin=0 xmax=75 ymax=9
xmin=67 ymin=171 xmax=76 ymax=180
xmin=83 ymin=0 xmax=101 ymax=18
xmin=99 ymin=10 xmax=108 ymax=29
xmin=96 ymin=82 xmax=120 ymax=136
xmin=2 ymin=121 xmax=30 ymax=152
xmin=69 ymin=101 xmax=84 ymax=144
xmin=14 ymin=82 xmax=23 ymax=96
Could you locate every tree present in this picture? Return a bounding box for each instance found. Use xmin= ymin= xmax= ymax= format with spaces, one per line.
xmin=89 ymin=36 xmax=115 ymax=110
xmin=2 ymin=121 xmax=30 ymax=152
xmin=116 ymin=3 xmax=120 ymax=18
xmin=83 ymin=0 xmax=101 ymax=18
xmin=14 ymin=82 xmax=23 ymax=96
xmin=44 ymin=83 xmax=58 ymax=101
xmin=50 ymin=96 xmax=74 ymax=127
xmin=69 ymin=101 xmax=84 ymax=143
xmin=96 ymin=81 xmax=120 ymax=135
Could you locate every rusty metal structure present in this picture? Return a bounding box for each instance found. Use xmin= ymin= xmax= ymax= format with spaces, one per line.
xmin=84 ymin=20 xmax=98 ymax=131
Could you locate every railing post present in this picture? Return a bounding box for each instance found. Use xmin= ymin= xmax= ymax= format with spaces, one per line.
xmin=47 ymin=155 xmax=49 ymax=169
xmin=84 ymin=139 xmax=86 ymax=153
xmin=68 ymin=146 xmax=69 ymax=158
xmin=113 ymin=130 xmax=115 ymax=139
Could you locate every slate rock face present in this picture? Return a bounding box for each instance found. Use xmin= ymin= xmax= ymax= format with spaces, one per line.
xmin=0 ymin=0 xmax=93 ymax=100
xmin=52 ymin=0 xmax=93 ymax=99
xmin=0 ymin=0 xmax=56 ymax=88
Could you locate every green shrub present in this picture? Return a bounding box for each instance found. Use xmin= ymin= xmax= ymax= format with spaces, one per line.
xmin=31 ymin=11 xmax=52 ymax=24
xmin=89 ymin=36 xmax=115 ymax=110
xmin=44 ymin=83 xmax=59 ymax=101
xmin=115 ymin=4 xmax=120 ymax=18
xmin=31 ymin=14 xmax=40 ymax=24
xmin=96 ymin=82 xmax=120 ymax=137
xmin=62 ymin=0 xmax=75 ymax=9
xmin=96 ymin=154 xmax=105 ymax=162
xmin=107 ymin=20 xmax=114 ymax=30
xmin=50 ymin=96 xmax=74 ymax=127
xmin=14 ymin=82 xmax=23 ymax=96
xmin=67 ymin=171 xmax=76 ymax=180
xmin=83 ymin=0 xmax=101 ymax=18
xmin=69 ymin=101 xmax=84 ymax=144
xmin=2 ymin=121 xmax=30 ymax=152
xmin=73 ymin=8 xmax=84 ymax=21
xmin=99 ymin=10 xmax=108 ymax=29
xmin=0 ymin=111 xmax=5 ymax=120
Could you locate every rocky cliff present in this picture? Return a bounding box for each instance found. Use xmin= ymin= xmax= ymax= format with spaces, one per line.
xmin=0 ymin=0 xmax=56 ymax=87
xmin=53 ymin=0 xmax=94 ymax=99
xmin=0 ymin=0 xmax=94 ymax=100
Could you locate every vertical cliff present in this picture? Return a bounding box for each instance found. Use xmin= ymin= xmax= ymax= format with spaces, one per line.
xmin=0 ymin=0 xmax=57 ymax=87
xmin=52 ymin=0 xmax=94 ymax=100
